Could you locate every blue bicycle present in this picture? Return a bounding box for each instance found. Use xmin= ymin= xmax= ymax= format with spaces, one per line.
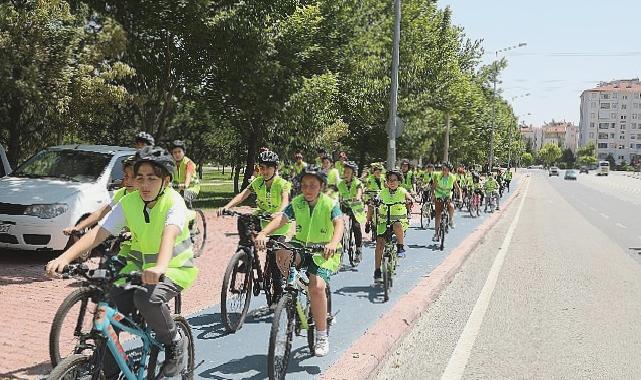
xmin=47 ymin=265 xmax=195 ymax=380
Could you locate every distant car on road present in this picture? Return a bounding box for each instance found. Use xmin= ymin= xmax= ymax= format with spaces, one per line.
xmin=579 ymin=166 xmax=589 ymax=174
xmin=564 ymin=169 xmax=578 ymax=180
xmin=0 ymin=144 xmax=135 ymax=252
xmin=549 ymin=166 xmax=560 ymax=177
xmin=596 ymin=160 xmax=610 ymax=176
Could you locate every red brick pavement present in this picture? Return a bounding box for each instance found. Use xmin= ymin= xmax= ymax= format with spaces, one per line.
xmin=0 ymin=210 xmax=245 ymax=379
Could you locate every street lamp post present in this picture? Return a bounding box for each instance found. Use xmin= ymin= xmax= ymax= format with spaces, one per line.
xmin=386 ymin=0 xmax=401 ymax=170
xmin=488 ymin=42 xmax=527 ymax=171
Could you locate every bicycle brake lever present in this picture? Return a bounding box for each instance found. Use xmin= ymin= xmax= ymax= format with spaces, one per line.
xmin=123 ymin=284 xmax=148 ymax=293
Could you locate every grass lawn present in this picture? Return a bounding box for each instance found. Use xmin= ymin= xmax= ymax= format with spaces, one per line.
xmin=192 ymin=179 xmax=254 ymax=209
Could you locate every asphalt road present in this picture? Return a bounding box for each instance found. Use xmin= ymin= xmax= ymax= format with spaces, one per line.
xmin=378 ymin=170 xmax=641 ymax=379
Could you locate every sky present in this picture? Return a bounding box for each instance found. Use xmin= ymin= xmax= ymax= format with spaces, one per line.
xmin=438 ymin=0 xmax=641 ymax=127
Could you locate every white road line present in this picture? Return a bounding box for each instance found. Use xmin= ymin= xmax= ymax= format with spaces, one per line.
xmin=440 ymin=179 xmax=531 ymax=380
xmin=616 ymin=222 xmax=628 ymax=229
xmin=600 ymin=213 xmax=610 ymax=219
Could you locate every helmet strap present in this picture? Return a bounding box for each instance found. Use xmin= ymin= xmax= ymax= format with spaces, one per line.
xmin=142 ymin=180 xmax=167 ymax=223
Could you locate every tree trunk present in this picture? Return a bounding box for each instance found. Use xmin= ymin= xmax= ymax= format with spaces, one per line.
xmin=241 ymin=129 xmax=259 ymax=190
xmin=358 ymin=137 xmax=367 ymax=177
xmin=443 ymin=113 xmax=450 ymax=163
xmin=233 ymin=164 xmax=242 ymax=193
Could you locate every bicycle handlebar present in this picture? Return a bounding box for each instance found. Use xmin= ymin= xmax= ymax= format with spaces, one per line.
xmin=267 ymin=240 xmax=326 ymax=253
xmin=221 ymin=209 xmax=272 ymax=220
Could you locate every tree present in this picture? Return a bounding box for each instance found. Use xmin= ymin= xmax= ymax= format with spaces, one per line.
xmin=521 ymin=152 xmax=533 ymax=167
xmin=539 ymin=143 xmax=562 ymax=167
xmin=561 ymin=148 xmax=575 ymax=167
xmin=576 ymin=141 xmax=597 ymax=167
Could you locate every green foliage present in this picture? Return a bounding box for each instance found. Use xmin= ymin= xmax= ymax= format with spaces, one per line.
xmin=521 ymin=152 xmax=534 ymax=167
xmin=539 ymin=143 xmax=562 ymax=166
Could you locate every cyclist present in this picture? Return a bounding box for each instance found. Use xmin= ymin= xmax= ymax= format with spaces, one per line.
xmin=134 ymin=131 xmax=155 ymax=150
xmin=337 ymin=161 xmax=365 ymax=263
xmin=321 ymin=154 xmax=341 ymax=193
xmin=431 ymin=162 xmax=462 ymax=242
xmin=335 ymin=151 xmax=348 ymax=177
xmin=46 ymin=146 xmax=197 ymax=378
xmin=400 ymin=159 xmax=415 ymax=194
xmin=217 ymin=151 xmax=291 ymax=302
xmin=472 ymin=171 xmax=484 ymax=205
xmin=255 ymin=166 xmax=343 ymax=357
xmin=504 ymin=167 xmax=513 ymax=192
xmin=484 ymin=172 xmax=500 ymax=211
xmin=170 ymin=140 xmax=200 ymax=206
xmin=364 ymin=163 xmax=385 ymax=234
xmin=368 ymin=169 xmax=412 ymax=282
xmin=62 ymin=156 xmax=136 ymax=238
xmin=291 ymin=152 xmax=308 ymax=177
xmin=315 ymin=148 xmax=328 ymax=167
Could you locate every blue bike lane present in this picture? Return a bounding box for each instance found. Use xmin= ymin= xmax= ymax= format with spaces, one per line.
xmin=189 ymin=179 xmax=520 ymax=379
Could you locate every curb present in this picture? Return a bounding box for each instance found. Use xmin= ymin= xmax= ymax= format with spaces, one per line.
xmin=320 ymin=176 xmax=529 ymax=380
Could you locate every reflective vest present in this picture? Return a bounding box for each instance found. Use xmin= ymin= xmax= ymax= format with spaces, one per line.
xmin=292 ymin=161 xmax=307 ymax=175
xmin=112 ymin=187 xmax=128 ymax=204
xmin=326 ymin=168 xmax=341 ymax=187
xmin=291 ymin=193 xmax=340 ymax=272
xmin=505 ymin=171 xmax=513 ymax=180
xmin=434 ymin=173 xmax=456 ymax=199
xmin=173 ymin=157 xmax=200 ymax=194
xmin=401 ymin=170 xmax=414 ymax=191
xmin=250 ymin=176 xmax=291 ymax=235
xmin=335 ymin=160 xmax=345 ymax=177
xmin=378 ymin=187 xmax=408 ymax=222
xmin=337 ymin=178 xmax=365 ymax=224
xmin=421 ymin=170 xmax=435 ymax=185
xmin=119 ymin=188 xmax=198 ymax=289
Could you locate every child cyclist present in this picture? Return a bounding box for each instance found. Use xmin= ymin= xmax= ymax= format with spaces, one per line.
xmin=431 ymin=162 xmax=462 ymax=241
xmin=46 ymin=146 xmax=197 ymax=378
xmin=366 ymin=169 xmax=412 ymax=283
xmin=337 ymin=161 xmax=366 ymax=263
xmin=255 ymin=166 xmax=344 ymax=357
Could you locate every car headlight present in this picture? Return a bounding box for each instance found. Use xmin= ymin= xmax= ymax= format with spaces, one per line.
xmin=24 ymin=204 xmax=69 ymax=219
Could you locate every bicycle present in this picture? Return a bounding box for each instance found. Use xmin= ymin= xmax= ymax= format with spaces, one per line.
xmin=419 ymin=186 xmax=434 ymax=230
xmin=374 ymin=199 xmax=407 ymax=302
xmin=364 ymin=190 xmax=380 ymax=242
xmin=47 ymin=267 xmax=195 ymax=380
xmin=48 ymin=248 xmax=183 ymax=368
xmin=220 ymin=210 xmax=281 ymax=333
xmin=267 ymin=241 xmax=333 ymax=380
xmin=484 ymin=191 xmax=499 ymax=213
xmin=339 ymin=201 xmax=360 ymax=268
xmin=173 ymin=184 xmax=207 ymax=258
xmin=435 ymin=198 xmax=451 ymax=251
xmin=468 ymin=190 xmax=481 ymax=218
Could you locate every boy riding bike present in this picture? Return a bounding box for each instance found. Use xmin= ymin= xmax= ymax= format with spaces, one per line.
xmin=170 ymin=140 xmax=200 ymax=205
xmin=367 ymin=169 xmax=412 ymax=282
xmin=337 ymin=161 xmax=365 ymax=263
xmin=431 ymin=162 xmax=462 ymax=241
xmin=484 ymin=172 xmax=500 ymax=211
xmin=255 ymin=166 xmax=344 ymax=357
xmin=46 ymin=146 xmax=198 ymax=378
xmin=364 ymin=163 xmax=385 ymax=234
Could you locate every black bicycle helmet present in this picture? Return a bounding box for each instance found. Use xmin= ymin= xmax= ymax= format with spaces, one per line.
xmin=385 ymin=168 xmax=404 ymax=182
xmin=134 ymin=146 xmax=176 ymax=179
xmin=299 ymin=165 xmax=327 ymax=184
xmin=442 ymin=161 xmax=453 ymax=171
xmin=258 ymin=150 xmax=279 ymax=166
xmin=424 ymin=163 xmax=434 ymax=169
xmin=320 ymin=154 xmax=333 ymax=163
xmin=135 ymin=131 xmax=155 ymax=146
xmin=171 ymin=139 xmax=187 ymax=153
xmin=122 ymin=155 xmax=136 ymax=170
xmin=343 ymin=161 xmax=358 ymax=172
xmin=400 ymin=159 xmax=410 ymax=166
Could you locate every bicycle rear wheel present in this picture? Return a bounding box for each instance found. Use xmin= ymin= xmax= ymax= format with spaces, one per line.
xmin=191 ymin=209 xmax=207 ymax=258
xmin=49 ymin=287 xmax=100 ymax=367
xmin=420 ymin=202 xmax=430 ymax=229
xmin=382 ymin=256 xmax=390 ymax=302
xmin=147 ymin=315 xmax=195 ymax=380
xmin=221 ymin=250 xmax=253 ymax=333
xmin=439 ymin=218 xmax=446 ymax=251
xmin=268 ymin=293 xmax=295 ymax=380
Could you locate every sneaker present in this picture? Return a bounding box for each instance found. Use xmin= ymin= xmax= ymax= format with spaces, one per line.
xmin=432 ymin=234 xmax=438 ymax=242
xmin=374 ymin=269 xmax=382 ymax=283
xmin=449 ymin=221 xmax=455 ymax=229
xmin=364 ymin=221 xmax=371 ymax=234
xmin=315 ymin=335 xmax=330 ymax=357
xmin=163 ymin=332 xmax=187 ymax=377
xmin=397 ymin=245 xmax=406 ymax=258
xmin=354 ymin=248 xmax=363 ymax=264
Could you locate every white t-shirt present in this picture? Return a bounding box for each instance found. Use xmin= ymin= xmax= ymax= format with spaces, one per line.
xmin=100 ymin=201 xmax=187 ymax=236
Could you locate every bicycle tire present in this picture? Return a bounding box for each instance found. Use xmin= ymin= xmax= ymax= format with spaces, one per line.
xmin=439 ymin=217 xmax=446 ymax=251
xmin=341 ymin=217 xmax=352 ymax=267
xmin=221 ymin=250 xmax=253 ymax=333
xmin=47 ymin=353 xmax=102 ymax=380
xmin=382 ymin=256 xmax=390 ymax=302
xmin=191 ymin=209 xmax=207 ymax=258
xmin=268 ymin=293 xmax=295 ymax=380
xmin=147 ymin=315 xmax=195 ymax=380
xmin=49 ymin=287 xmax=100 ymax=367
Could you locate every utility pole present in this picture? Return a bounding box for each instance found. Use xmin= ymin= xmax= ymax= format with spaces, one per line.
xmin=386 ymin=0 xmax=401 ymax=170
xmin=443 ymin=112 xmax=451 ymax=162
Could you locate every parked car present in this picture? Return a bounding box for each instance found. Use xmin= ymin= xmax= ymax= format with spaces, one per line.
xmin=579 ymin=166 xmax=589 ymax=174
xmin=549 ymin=166 xmax=560 ymax=177
xmin=564 ymin=169 xmax=578 ymax=180
xmin=0 ymin=144 xmax=10 ymax=177
xmin=0 ymin=145 xmax=135 ymax=252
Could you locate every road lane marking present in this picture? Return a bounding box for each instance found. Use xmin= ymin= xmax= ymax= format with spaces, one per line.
xmin=441 ymin=179 xmax=531 ymax=380
xmin=616 ymin=223 xmax=628 ymax=229
xmin=600 ymin=213 xmax=610 ymax=219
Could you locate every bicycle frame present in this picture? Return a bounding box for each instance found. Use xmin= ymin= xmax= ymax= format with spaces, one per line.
xmin=92 ymin=302 xmax=162 ymax=380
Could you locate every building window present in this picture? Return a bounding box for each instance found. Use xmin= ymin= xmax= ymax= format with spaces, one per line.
xmin=622 ymin=104 xmax=627 ymax=109
xmin=613 ymin=103 xmax=618 ymax=109
xmin=622 ymin=125 xmax=626 ymax=130
xmin=589 ymin=132 xmax=595 ymax=138
xmin=601 ymin=103 xmax=611 ymax=109
xmin=633 ymin=123 xmax=638 ymax=129
xmin=611 ymin=113 xmax=617 ymax=119
xmin=599 ymin=133 xmax=608 ymax=139
xmin=621 ymin=115 xmax=627 ymax=120
xmin=634 ymin=103 xmax=640 ymax=109
xmin=613 ymin=93 xmax=618 ymax=99
xmin=598 ymin=143 xmax=608 ymax=149
xmin=633 ymin=114 xmax=638 ymax=120
xmin=637 ymin=143 xmax=641 ymax=149
xmin=633 ymin=135 xmax=637 ymax=140
xmin=590 ymin=122 xmax=595 ymax=128
xmin=611 ymin=133 xmax=615 ymax=138
xmin=591 ymin=113 xmax=596 ymax=119
xmin=623 ymin=95 xmax=629 ymax=100
xmin=601 ymin=93 xmax=610 ymax=99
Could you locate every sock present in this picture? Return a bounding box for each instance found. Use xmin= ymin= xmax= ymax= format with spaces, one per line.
xmin=316 ymin=329 xmax=327 ymax=339
xmin=397 ymin=243 xmax=404 ymax=251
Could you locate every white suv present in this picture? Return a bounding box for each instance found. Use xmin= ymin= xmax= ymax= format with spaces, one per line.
xmin=549 ymin=167 xmax=560 ymax=177
xmin=0 ymin=145 xmax=135 ymax=252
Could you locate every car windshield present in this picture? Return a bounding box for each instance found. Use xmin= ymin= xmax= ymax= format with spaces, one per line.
xmin=11 ymin=149 xmax=111 ymax=183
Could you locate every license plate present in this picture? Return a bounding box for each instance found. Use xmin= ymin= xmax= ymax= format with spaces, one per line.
xmin=0 ymin=224 xmax=10 ymax=233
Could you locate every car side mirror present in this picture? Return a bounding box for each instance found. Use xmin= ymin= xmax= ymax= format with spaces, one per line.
xmin=108 ymin=179 xmax=123 ymax=191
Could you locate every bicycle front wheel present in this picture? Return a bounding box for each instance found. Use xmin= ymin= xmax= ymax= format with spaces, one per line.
xmin=382 ymin=256 xmax=390 ymax=302
xmin=439 ymin=220 xmax=446 ymax=251
xmin=46 ymin=353 xmax=100 ymax=380
xmin=268 ymin=293 xmax=295 ymax=380
xmin=221 ymin=250 xmax=253 ymax=333
xmin=191 ymin=209 xmax=207 ymax=258
xmin=49 ymin=287 xmax=100 ymax=367
xmin=147 ymin=315 xmax=195 ymax=380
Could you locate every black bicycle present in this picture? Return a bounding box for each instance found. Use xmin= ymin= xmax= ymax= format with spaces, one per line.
xmin=364 ymin=190 xmax=380 ymax=242
xmin=419 ymin=186 xmax=434 ymax=229
xmin=435 ymin=198 xmax=451 ymax=251
xmin=267 ymin=241 xmax=333 ymax=380
xmin=173 ymin=184 xmax=207 ymax=258
xmin=374 ymin=199 xmax=408 ymax=302
xmin=220 ymin=210 xmax=282 ymax=333
xmin=339 ymin=201 xmax=361 ymax=268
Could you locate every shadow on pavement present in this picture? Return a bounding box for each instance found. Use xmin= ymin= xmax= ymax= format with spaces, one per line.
xmin=0 ymin=361 xmax=51 ymax=379
xmin=333 ymin=285 xmax=384 ymax=304
xmin=0 ymin=248 xmax=56 ymax=286
xmin=190 ymin=310 xmax=274 ymax=341
xmin=199 ymin=348 xmax=320 ymax=380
